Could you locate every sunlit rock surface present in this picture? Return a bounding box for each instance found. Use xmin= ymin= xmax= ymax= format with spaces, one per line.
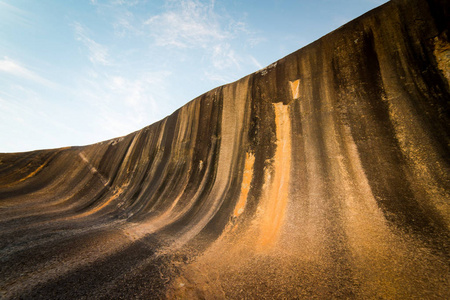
xmin=1 ymin=0 xmax=449 ymax=298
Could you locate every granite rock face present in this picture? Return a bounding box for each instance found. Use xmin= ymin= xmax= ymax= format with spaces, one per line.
xmin=1 ymin=0 xmax=449 ymax=298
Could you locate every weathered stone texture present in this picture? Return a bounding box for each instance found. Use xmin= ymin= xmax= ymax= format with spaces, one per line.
xmin=1 ymin=0 xmax=449 ymax=298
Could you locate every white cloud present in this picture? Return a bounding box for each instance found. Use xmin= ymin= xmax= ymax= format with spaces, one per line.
xmin=141 ymin=0 xmax=266 ymax=82
xmin=76 ymin=69 xmax=173 ymax=137
xmin=246 ymin=36 xmax=267 ymax=48
xmin=144 ymin=0 xmax=229 ymax=48
xmin=0 ymin=1 xmax=33 ymax=27
xmin=68 ymin=0 xmax=267 ymax=141
xmin=249 ymin=55 xmax=263 ymax=70
xmin=87 ymin=1 xmax=144 ymax=39
xmin=113 ymin=14 xmax=140 ymax=37
xmin=0 ymin=57 xmax=55 ymax=87
xmin=203 ymin=70 xmax=232 ymax=84
xmin=111 ymin=0 xmax=140 ymax=6
xmin=73 ymin=22 xmax=110 ymax=66
xmin=89 ymin=0 xmax=141 ymax=6
xmin=106 ymin=72 xmax=171 ymax=111
xmin=211 ymin=43 xmax=240 ymax=70
xmin=0 ymin=57 xmax=32 ymax=76
xmin=0 ymin=85 xmax=85 ymax=152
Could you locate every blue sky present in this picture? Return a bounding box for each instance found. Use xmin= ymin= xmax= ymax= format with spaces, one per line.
xmin=0 ymin=0 xmax=388 ymax=153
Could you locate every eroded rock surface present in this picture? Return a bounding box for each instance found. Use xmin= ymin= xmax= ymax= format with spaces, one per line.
xmin=1 ymin=0 xmax=449 ymax=298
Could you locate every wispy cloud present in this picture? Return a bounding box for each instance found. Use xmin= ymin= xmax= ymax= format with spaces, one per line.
xmin=246 ymin=36 xmax=267 ymax=48
xmin=211 ymin=43 xmax=240 ymax=70
xmin=0 ymin=84 xmax=85 ymax=152
xmin=203 ymin=70 xmax=233 ymax=84
xmin=0 ymin=1 xmax=33 ymax=27
xmin=87 ymin=0 xmax=144 ymax=38
xmin=85 ymin=0 xmax=264 ymax=83
xmin=111 ymin=0 xmax=141 ymax=6
xmin=141 ymin=0 xmax=265 ymax=82
xmin=113 ymin=12 xmax=142 ymax=37
xmin=70 ymin=0 xmax=266 ymax=139
xmin=249 ymin=55 xmax=263 ymax=70
xmin=144 ymin=0 xmax=229 ymax=48
xmin=76 ymin=69 xmax=173 ymax=137
xmin=0 ymin=57 xmax=55 ymax=87
xmin=106 ymin=72 xmax=171 ymax=112
xmin=89 ymin=0 xmax=141 ymax=6
xmin=73 ymin=22 xmax=110 ymax=66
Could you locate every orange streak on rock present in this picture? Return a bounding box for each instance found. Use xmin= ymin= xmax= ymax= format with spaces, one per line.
xmin=233 ymin=153 xmax=255 ymax=217
xmin=72 ymin=186 xmax=127 ymax=219
xmin=5 ymin=155 xmax=53 ymax=187
xmin=289 ymin=79 xmax=300 ymax=99
xmin=258 ymin=102 xmax=291 ymax=249
xmin=19 ymin=163 xmax=46 ymax=182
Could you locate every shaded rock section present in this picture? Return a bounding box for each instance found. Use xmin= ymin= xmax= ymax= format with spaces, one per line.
xmin=1 ymin=0 xmax=449 ymax=298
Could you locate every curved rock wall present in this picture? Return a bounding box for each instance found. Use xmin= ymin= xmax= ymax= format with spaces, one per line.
xmin=1 ymin=0 xmax=449 ymax=298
